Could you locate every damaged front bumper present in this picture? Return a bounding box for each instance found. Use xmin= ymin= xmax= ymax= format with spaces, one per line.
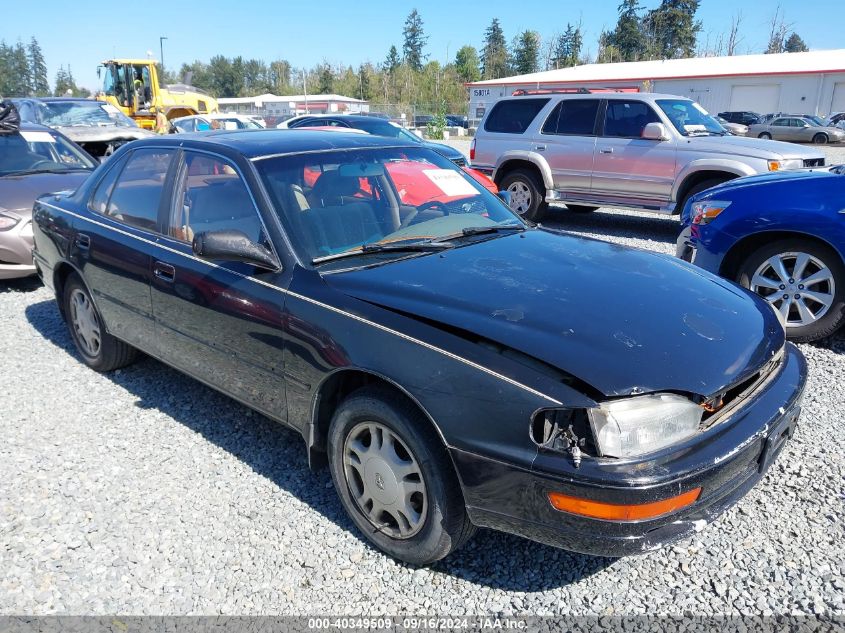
xmin=452 ymin=342 xmax=806 ymax=557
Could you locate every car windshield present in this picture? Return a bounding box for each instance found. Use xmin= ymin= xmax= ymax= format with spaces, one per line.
xmin=656 ymin=99 xmax=725 ymax=136
xmin=0 ymin=129 xmax=97 ymax=177
xmin=36 ymin=101 xmax=138 ymax=128
xmin=351 ymin=118 xmax=422 ymax=144
xmin=804 ymin=116 xmax=825 ymax=127
xmin=256 ymin=146 xmax=522 ymax=265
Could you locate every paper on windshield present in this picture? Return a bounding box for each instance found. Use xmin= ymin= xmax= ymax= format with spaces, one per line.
xmin=423 ymin=169 xmax=477 ymax=197
xmin=101 ymin=104 xmax=121 ymax=115
xmin=684 ymin=124 xmax=707 ymax=133
xmin=20 ymin=131 xmax=56 ymax=143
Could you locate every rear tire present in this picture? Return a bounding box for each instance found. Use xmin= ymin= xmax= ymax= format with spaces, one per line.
xmin=758 ymin=132 xmax=772 ymax=139
xmin=737 ymin=238 xmax=845 ymax=342
xmin=812 ymin=133 xmax=828 ymax=145
xmin=327 ymin=386 xmax=476 ymax=565
xmin=565 ymin=204 xmax=598 ymax=213
xmin=498 ymin=169 xmax=548 ymax=222
xmin=63 ymin=274 xmax=139 ymax=371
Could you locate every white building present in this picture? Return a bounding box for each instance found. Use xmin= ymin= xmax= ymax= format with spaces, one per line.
xmin=217 ymin=93 xmax=369 ymax=122
xmin=467 ymin=49 xmax=845 ymax=125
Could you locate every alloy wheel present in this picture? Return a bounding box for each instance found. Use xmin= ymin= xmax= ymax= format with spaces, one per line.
xmin=750 ymin=251 xmax=835 ymax=327
xmin=69 ymin=288 xmax=101 ymax=357
xmin=506 ymin=181 xmax=532 ymax=215
xmin=343 ymin=421 xmax=428 ymax=539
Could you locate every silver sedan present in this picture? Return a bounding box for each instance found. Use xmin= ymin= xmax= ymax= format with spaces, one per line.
xmin=747 ymin=116 xmax=845 ymax=144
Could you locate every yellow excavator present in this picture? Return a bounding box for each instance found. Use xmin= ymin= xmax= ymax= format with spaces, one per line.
xmin=96 ymin=58 xmax=218 ymax=130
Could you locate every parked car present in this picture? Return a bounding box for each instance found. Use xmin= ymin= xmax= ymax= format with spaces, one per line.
xmin=171 ymin=113 xmax=263 ymax=132
xmin=677 ymin=164 xmax=845 ymax=342
xmin=413 ymin=114 xmax=434 ymax=128
xmin=747 ymin=116 xmax=845 ymax=144
xmin=283 ymin=114 xmax=468 ymax=165
xmin=32 ymin=129 xmax=806 ymax=565
xmin=825 ymin=112 xmax=845 ymax=128
xmin=717 ymin=111 xmax=761 ymax=126
xmin=471 ymin=91 xmax=825 ymax=221
xmin=714 ymin=116 xmax=748 ymax=136
xmin=757 ymin=113 xmax=826 ymax=127
xmin=12 ymin=97 xmax=154 ymax=158
xmin=446 ymin=114 xmax=469 ymax=129
xmin=0 ymin=119 xmax=97 ymax=279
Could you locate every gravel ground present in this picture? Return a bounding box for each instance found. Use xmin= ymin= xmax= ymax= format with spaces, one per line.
xmin=2 ymin=156 xmax=845 ymax=616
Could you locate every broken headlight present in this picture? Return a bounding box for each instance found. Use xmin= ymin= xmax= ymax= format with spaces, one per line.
xmin=588 ymin=393 xmax=703 ymax=458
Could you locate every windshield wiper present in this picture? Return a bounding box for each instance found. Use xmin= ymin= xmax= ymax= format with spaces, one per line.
xmin=311 ymin=240 xmax=452 ymax=264
xmin=433 ymin=224 xmax=527 ymax=242
xmin=3 ymin=167 xmax=89 ymax=176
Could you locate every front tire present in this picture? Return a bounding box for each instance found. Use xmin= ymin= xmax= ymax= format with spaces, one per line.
xmin=676 ymin=177 xmax=729 ymax=216
xmin=327 ymin=387 xmax=475 ymax=565
xmin=758 ymin=132 xmax=772 ymax=139
xmin=812 ymin=133 xmax=828 ymax=145
xmin=498 ymin=169 xmax=548 ymax=222
xmin=64 ymin=274 xmax=138 ymax=371
xmin=737 ymin=238 xmax=845 ymax=342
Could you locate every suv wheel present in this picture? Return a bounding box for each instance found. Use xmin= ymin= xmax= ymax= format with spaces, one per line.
xmin=812 ymin=133 xmax=828 ymax=145
xmin=676 ymin=177 xmax=729 ymax=216
xmin=737 ymin=238 xmax=845 ymax=342
xmin=758 ymin=132 xmax=772 ymax=139
xmin=327 ymin=387 xmax=476 ymax=565
xmin=498 ymin=169 xmax=548 ymax=222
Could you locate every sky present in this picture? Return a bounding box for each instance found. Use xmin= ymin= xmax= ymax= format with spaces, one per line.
xmin=2 ymin=0 xmax=841 ymax=92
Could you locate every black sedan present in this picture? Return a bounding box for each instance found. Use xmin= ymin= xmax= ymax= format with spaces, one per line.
xmin=283 ymin=114 xmax=468 ymax=165
xmin=31 ymin=130 xmax=806 ymax=565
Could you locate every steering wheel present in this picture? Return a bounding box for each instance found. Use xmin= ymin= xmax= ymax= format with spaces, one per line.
xmin=28 ymin=160 xmax=57 ymax=171
xmin=400 ymin=200 xmax=450 ymax=229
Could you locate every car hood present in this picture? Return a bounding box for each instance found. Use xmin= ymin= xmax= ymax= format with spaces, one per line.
xmin=686 ymin=134 xmax=824 ymax=160
xmin=51 ymin=125 xmax=155 ymax=143
xmin=423 ymin=140 xmax=466 ymax=162
xmin=0 ymin=171 xmax=91 ymax=217
xmin=323 ymin=230 xmax=783 ymax=397
xmin=698 ymin=168 xmax=839 ymax=196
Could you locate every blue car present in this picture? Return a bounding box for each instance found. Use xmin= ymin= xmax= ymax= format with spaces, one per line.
xmin=677 ymin=165 xmax=845 ymax=342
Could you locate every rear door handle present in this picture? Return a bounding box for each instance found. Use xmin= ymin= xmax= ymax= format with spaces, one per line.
xmin=75 ymin=234 xmax=91 ymax=250
xmin=153 ymin=261 xmax=176 ymax=283
xmin=599 ymin=148 xmax=614 ymax=154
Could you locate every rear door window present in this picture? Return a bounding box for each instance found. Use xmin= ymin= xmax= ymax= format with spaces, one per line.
xmin=104 ymin=148 xmax=174 ymax=232
xmin=483 ymin=99 xmax=550 ymax=134
xmin=542 ymin=99 xmax=600 ymax=135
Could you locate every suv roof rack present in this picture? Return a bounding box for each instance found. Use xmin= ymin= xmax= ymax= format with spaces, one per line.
xmin=511 ymin=87 xmax=639 ymax=96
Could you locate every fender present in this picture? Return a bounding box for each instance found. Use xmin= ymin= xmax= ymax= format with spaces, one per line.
xmin=672 ymin=159 xmax=756 ymax=203
xmin=494 ymin=151 xmax=554 ymax=190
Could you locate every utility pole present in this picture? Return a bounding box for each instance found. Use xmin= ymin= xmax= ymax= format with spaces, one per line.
xmin=159 ymin=36 xmax=168 ymax=74
xmin=303 ymin=69 xmax=308 ymax=114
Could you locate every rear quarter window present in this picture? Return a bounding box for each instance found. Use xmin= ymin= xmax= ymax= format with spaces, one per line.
xmin=483 ymin=99 xmax=549 ymax=134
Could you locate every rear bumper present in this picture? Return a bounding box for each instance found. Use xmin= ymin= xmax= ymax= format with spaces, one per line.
xmin=453 ymin=343 xmax=806 ymax=557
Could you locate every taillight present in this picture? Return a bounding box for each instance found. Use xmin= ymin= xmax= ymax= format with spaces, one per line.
xmin=469 ymin=138 xmax=476 ymax=161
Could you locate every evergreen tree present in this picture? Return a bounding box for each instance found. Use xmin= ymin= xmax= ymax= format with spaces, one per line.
xmin=643 ymin=0 xmax=701 ymax=59
xmin=603 ymin=0 xmax=647 ymax=62
xmin=402 ymin=9 xmax=428 ymax=71
xmin=481 ymin=18 xmax=509 ymax=80
xmin=54 ymin=66 xmax=73 ymax=96
xmin=357 ymin=64 xmax=372 ymax=101
xmin=454 ymin=45 xmax=481 ymax=83
xmin=783 ymin=32 xmax=808 ymax=53
xmin=511 ymin=31 xmax=541 ymax=75
xmin=383 ymin=45 xmax=401 ymax=73
xmin=27 ymin=37 xmax=49 ymax=96
xmin=0 ymin=42 xmax=12 ymax=96
xmin=551 ymin=24 xmax=583 ymax=69
xmin=2 ymin=41 xmax=31 ymax=96
xmin=317 ymin=63 xmax=334 ymax=94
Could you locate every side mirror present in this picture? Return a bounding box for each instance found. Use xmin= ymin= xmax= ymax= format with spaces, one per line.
xmin=192 ymin=229 xmax=280 ymax=271
xmin=497 ymin=190 xmax=512 ymax=206
xmin=642 ymin=122 xmax=671 ymax=141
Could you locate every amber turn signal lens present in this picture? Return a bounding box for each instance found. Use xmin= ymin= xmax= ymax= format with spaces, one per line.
xmin=547 ymin=487 xmax=702 ymax=521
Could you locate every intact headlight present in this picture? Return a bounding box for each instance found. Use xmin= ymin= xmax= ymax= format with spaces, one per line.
xmin=588 ymin=394 xmax=703 ymax=458
xmin=691 ymin=200 xmax=731 ymax=225
xmin=768 ymin=159 xmax=803 ymax=171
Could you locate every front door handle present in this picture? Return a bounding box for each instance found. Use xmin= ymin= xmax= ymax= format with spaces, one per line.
xmin=75 ymin=234 xmax=91 ymax=250
xmin=153 ymin=261 xmax=176 ymax=283
xmin=534 ymin=145 xmax=546 ymax=151
xmin=599 ymin=148 xmax=614 ymax=154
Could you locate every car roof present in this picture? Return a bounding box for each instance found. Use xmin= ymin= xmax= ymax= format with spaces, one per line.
xmin=128 ymin=128 xmax=418 ymax=159
xmin=296 ymin=114 xmax=385 ymax=123
xmin=13 ymin=97 xmax=99 ymax=105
